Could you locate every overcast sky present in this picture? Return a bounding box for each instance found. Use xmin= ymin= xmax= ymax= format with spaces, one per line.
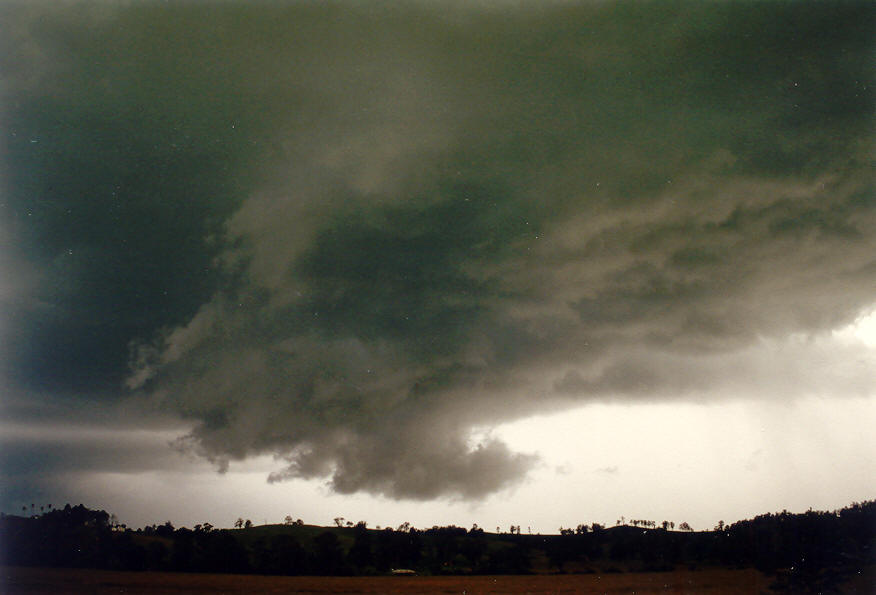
xmin=1 ymin=1 xmax=874 ymax=532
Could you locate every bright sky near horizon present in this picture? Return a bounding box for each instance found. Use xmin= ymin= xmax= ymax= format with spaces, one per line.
xmin=1 ymin=1 xmax=874 ymax=533
xmin=4 ymin=312 xmax=873 ymax=533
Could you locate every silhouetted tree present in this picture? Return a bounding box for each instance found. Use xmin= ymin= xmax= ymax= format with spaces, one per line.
xmin=253 ymin=534 xmax=306 ymax=575
xmin=546 ymin=533 xmax=577 ymax=573
xmin=460 ymin=531 xmax=488 ymax=570
xmin=170 ymin=528 xmax=194 ymax=570
xmin=347 ymin=521 xmax=374 ymax=572
xmin=485 ymin=541 xmax=530 ymax=574
xmin=156 ymin=521 xmax=174 ymax=537
xmin=3 ymin=499 xmax=872 ymax=582
xmin=313 ymin=531 xmax=345 ymax=574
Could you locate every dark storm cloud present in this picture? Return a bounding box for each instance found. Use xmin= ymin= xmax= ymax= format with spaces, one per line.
xmin=0 ymin=420 xmax=195 ymax=514
xmin=0 ymin=387 xmax=194 ymax=512
xmin=2 ymin=2 xmax=874 ymax=501
xmin=0 ymin=424 xmax=190 ymax=478
xmin=0 ymin=2 xmax=280 ymax=392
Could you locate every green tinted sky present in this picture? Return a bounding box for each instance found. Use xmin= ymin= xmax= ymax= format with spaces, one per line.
xmin=1 ymin=1 xmax=873 ymax=527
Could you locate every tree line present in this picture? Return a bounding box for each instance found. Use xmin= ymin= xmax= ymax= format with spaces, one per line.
xmin=1 ymin=500 xmax=873 ymax=589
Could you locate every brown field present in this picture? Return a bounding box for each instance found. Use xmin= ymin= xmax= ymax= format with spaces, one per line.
xmin=2 ymin=566 xmax=775 ymax=594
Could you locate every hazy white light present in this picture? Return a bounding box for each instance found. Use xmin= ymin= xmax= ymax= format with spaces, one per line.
xmin=834 ymin=306 xmax=876 ymax=347
xmin=851 ymin=308 xmax=876 ymax=347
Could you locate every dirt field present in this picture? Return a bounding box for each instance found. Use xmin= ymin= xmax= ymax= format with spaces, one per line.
xmin=2 ymin=566 xmax=774 ymax=594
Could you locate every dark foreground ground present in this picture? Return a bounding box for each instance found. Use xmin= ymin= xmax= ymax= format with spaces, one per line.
xmin=1 ymin=566 xmax=771 ymax=594
xmin=5 ymin=565 xmax=875 ymax=594
xmin=0 ymin=566 xmax=775 ymax=594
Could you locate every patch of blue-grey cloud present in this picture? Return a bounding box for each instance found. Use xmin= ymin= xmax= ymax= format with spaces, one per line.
xmin=1 ymin=2 xmax=873 ymax=504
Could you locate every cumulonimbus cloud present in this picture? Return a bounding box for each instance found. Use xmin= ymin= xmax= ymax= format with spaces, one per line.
xmin=3 ymin=2 xmax=874 ymax=500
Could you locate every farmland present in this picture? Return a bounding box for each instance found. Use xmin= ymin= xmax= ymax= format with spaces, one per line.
xmin=3 ymin=565 xmax=775 ymax=594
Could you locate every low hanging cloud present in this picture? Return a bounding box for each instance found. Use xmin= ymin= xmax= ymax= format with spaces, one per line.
xmin=2 ymin=2 xmax=874 ymax=501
